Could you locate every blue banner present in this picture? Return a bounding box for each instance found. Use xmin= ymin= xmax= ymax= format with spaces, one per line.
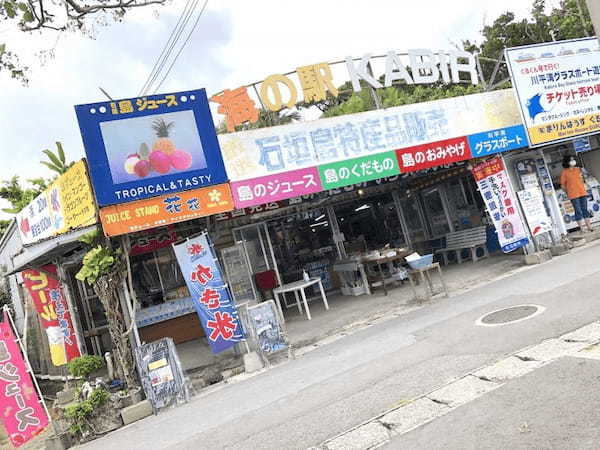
xmin=172 ymin=234 xmax=244 ymax=353
xmin=468 ymin=125 xmax=528 ymax=157
xmin=75 ymin=89 xmax=228 ymax=206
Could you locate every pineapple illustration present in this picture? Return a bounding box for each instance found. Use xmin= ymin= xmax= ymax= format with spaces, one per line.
xmin=151 ymin=118 xmax=176 ymax=155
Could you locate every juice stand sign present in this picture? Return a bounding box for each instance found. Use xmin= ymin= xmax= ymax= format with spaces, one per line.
xmin=21 ymin=265 xmax=80 ymax=366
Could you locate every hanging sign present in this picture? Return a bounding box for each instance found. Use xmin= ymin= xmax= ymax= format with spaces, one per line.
xmin=16 ymin=160 xmax=96 ymax=246
xmin=221 ymin=89 xmax=522 ymax=209
xmin=396 ymin=136 xmax=472 ymax=173
xmin=99 ymin=183 xmax=234 ymax=237
xmin=467 ymin=125 xmax=528 ymax=157
xmin=318 ymin=151 xmax=400 ymax=190
xmin=75 ymin=89 xmax=228 ymax=206
xmin=472 ymin=157 xmax=529 ymax=252
xmin=517 ymin=189 xmax=553 ymax=236
xmin=573 ymin=136 xmax=592 ymax=153
xmin=0 ymin=310 xmax=49 ymax=447
xmin=172 ymin=233 xmax=245 ymax=354
xmin=505 ymin=37 xmax=600 ymax=146
xmin=21 ymin=265 xmax=81 ymax=366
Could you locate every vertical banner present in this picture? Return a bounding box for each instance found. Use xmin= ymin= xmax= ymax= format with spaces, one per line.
xmin=21 ymin=265 xmax=81 ymax=366
xmin=472 ymin=158 xmax=529 ymax=252
xmin=0 ymin=310 xmax=48 ymax=447
xmin=517 ymin=189 xmax=553 ymax=236
xmin=172 ymin=234 xmax=244 ymax=353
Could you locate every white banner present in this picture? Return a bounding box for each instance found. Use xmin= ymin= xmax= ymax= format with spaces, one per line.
xmin=517 ymin=189 xmax=553 ymax=236
xmin=505 ymin=37 xmax=600 ymax=146
xmin=218 ymin=89 xmax=522 ymax=182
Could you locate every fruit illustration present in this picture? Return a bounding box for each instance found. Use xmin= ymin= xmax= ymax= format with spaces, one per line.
xmin=151 ymin=119 xmax=176 ymax=155
xmin=134 ymin=160 xmax=151 ymax=178
xmin=124 ymin=154 xmax=141 ymax=174
xmin=169 ymin=150 xmax=193 ymax=171
xmin=149 ymin=150 xmax=171 ymax=174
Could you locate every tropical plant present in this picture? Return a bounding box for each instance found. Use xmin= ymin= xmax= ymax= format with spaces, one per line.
xmin=40 ymin=141 xmax=70 ymax=175
xmin=76 ymin=233 xmax=137 ymax=390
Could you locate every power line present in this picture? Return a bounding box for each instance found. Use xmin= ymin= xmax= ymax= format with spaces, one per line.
xmin=145 ymin=0 xmax=201 ymax=95
xmin=153 ymin=0 xmax=209 ymax=94
xmin=138 ymin=0 xmax=198 ymax=96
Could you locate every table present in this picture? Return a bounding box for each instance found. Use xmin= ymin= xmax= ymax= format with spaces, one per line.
xmin=362 ymin=251 xmax=412 ymax=295
xmin=407 ymin=262 xmax=449 ymax=302
xmin=273 ymin=278 xmax=329 ymax=322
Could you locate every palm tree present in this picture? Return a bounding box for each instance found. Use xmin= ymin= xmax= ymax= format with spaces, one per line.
xmin=40 ymin=141 xmax=70 ymax=175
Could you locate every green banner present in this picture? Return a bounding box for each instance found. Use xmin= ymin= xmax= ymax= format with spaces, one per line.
xmin=318 ymin=151 xmax=400 ymax=190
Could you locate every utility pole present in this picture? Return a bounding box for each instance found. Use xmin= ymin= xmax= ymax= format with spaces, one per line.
xmin=585 ymin=0 xmax=600 ymax=36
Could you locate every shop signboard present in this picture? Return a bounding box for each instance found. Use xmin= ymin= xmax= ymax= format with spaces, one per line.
xmin=129 ymin=226 xmax=178 ymax=256
xmin=505 ymin=37 xmax=600 ymax=146
xmin=318 ymin=151 xmax=400 ymax=190
xmin=16 ymin=160 xmax=96 ymax=246
xmin=573 ymin=136 xmax=592 ymax=153
xmin=467 ymin=125 xmax=528 ymax=157
xmin=21 ymin=265 xmax=81 ymax=366
xmin=220 ymin=89 xmax=522 ymax=209
xmin=247 ymin=301 xmax=287 ymax=354
xmin=472 ymin=157 xmax=529 ymax=252
xmin=75 ymin=89 xmax=228 ymax=206
xmin=134 ymin=337 xmax=189 ymax=413
xmin=172 ymin=233 xmax=245 ymax=354
xmin=517 ymin=189 xmax=553 ymax=236
xmin=231 ymin=167 xmax=322 ymax=210
xmin=0 ymin=310 xmax=48 ymax=447
xmin=99 ymin=183 xmax=234 ymax=237
xmin=396 ymin=136 xmax=471 ymax=173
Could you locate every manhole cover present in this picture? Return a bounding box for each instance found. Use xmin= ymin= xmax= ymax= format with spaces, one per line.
xmin=476 ymin=304 xmax=545 ymax=327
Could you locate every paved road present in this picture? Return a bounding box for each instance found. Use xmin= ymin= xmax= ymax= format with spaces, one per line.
xmin=78 ymin=242 xmax=600 ymax=450
xmin=389 ymin=357 xmax=600 ymax=449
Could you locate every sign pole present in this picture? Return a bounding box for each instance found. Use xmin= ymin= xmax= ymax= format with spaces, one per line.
xmin=2 ymin=306 xmax=53 ymax=430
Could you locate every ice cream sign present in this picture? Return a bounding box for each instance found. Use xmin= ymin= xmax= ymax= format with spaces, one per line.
xmin=75 ymin=89 xmax=228 ymax=206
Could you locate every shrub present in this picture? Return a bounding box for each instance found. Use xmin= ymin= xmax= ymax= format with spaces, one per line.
xmin=67 ymin=355 xmax=103 ymax=379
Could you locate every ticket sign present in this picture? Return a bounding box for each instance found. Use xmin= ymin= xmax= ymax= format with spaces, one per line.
xmin=505 ymin=37 xmax=600 ymax=146
xmin=318 ymin=151 xmax=400 ymax=190
xmin=99 ymin=183 xmax=234 ymax=236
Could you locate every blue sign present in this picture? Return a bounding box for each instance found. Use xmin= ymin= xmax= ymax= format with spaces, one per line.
xmin=573 ymin=136 xmax=592 ymax=153
xmin=75 ymin=89 xmax=227 ymax=206
xmin=467 ymin=125 xmax=528 ymax=157
xmin=172 ymin=233 xmax=244 ymax=354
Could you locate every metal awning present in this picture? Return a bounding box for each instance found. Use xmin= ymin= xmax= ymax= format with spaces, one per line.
xmin=9 ymin=225 xmax=98 ymax=275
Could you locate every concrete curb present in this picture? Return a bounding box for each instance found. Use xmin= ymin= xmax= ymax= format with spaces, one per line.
xmin=315 ymin=318 xmax=600 ymax=450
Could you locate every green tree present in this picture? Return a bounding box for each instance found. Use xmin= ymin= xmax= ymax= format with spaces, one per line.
xmin=464 ymin=0 xmax=593 ymax=87
xmin=0 ymin=175 xmax=48 ymax=214
xmin=1 ymin=0 xmax=168 ymax=84
xmin=217 ymin=108 xmax=301 ymax=134
xmin=41 ymin=141 xmax=71 ymax=175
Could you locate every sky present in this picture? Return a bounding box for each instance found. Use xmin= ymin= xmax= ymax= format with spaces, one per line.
xmin=0 ymin=0 xmax=559 ymax=216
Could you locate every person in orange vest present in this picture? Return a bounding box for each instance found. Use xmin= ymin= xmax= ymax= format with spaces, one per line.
xmin=560 ymin=154 xmax=593 ymax=232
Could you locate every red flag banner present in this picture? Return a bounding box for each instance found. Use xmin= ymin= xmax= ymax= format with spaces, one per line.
xmin=0 ymin=310 xmax=49 ymax=447
xmin=21 ymin=265 xmax=80 ymax=366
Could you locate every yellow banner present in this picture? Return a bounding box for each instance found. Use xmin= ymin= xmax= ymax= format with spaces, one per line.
xmin=16 ymin=160 xmax=97 ymax=245
xmin=528 ymin=113 xmax=600 ymax=145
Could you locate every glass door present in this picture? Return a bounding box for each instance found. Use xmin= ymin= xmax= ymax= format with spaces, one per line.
xmin=421 ymin=187 xmax=452 ymax=238
xmin=399 ymin=194 xmax=427 ymax=244
xmin=232 ymin=223 xmax=280 ymax=285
